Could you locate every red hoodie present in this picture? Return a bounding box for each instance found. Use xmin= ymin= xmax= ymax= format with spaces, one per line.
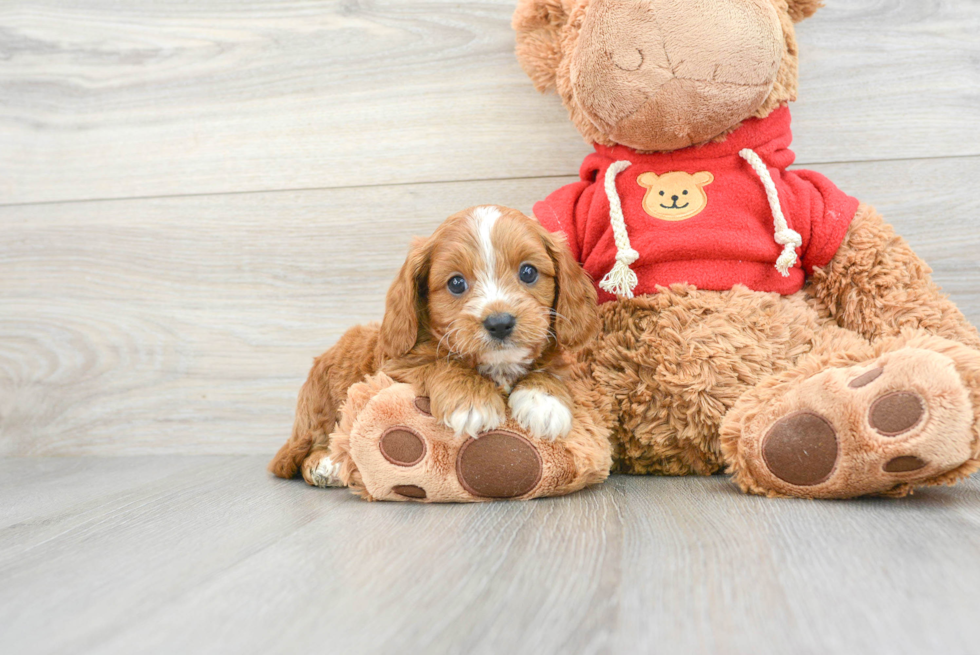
xmin=533 ymin=106 xmax=859 ymax=304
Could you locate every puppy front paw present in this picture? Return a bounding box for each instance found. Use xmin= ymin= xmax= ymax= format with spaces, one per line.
xmin=303 ymin=453 xmax=344 ymax=488
xmin=442 ymin=401 xmax=506 ymax=438
xmin=508 ymin=388 xmax=573 ymax=440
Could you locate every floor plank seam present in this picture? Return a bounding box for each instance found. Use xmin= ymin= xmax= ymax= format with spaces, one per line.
xmin=2 ymin=154 xmax=977 ymax=210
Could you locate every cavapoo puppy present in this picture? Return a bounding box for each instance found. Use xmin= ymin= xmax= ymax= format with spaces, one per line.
xmin=269 ymin=205 xmax=599 ymax=487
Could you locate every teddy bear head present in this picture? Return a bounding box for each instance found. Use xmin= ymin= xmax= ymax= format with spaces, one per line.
xmin=513 ymin=0 xmax=823 ymax=152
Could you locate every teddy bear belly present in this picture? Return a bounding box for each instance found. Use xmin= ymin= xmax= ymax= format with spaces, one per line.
xmin=587 ymin=283 xmax=831 ymax=476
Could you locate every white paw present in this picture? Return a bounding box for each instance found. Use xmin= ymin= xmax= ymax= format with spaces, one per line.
xmin=445 ymin=403 xmax=504 ymax=438
xmin=508 ymin=388 xmax=573 ymax=440
xmin=309 ymin=456 xmax=344 ymax=488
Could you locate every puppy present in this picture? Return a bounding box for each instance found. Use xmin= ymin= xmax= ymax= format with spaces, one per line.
xmin=269 ymin=205 xmax=599 ymax=487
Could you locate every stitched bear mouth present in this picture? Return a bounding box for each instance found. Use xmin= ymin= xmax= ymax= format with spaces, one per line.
xmin=660 ymin=201 xmax=690 ymax=210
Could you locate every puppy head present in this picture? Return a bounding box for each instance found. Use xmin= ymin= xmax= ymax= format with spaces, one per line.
xmin=379 ymin=206 xmax=598 ymax=368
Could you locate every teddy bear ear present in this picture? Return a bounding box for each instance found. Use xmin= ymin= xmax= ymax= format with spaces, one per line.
xmin=513 ymin=0 xmax=571 ymax=92
xmin=693 ymin=171 xmax=714 ymax=186
xmin=637 ymin=172 xmax=660 ymax=187
xmin=785 ymin=0 xmax=823 ymax=23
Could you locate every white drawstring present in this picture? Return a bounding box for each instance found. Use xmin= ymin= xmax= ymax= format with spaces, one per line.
xmin=739 ymin=148 xmax=802 ymax=277
xmin=599 ymin=160 xmax=639 ymax=299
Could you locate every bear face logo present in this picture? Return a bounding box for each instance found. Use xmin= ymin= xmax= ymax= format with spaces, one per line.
xmin=637 ymin=171 xmax=714 ymax=221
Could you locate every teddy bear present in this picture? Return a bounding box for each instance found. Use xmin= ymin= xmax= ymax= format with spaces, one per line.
xmin=511 ymin=0 xmax=980 ymax=498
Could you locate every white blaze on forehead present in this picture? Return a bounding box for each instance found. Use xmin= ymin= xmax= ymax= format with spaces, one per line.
xmin=471 ymin=205 xmax=500 ymax=268
xmin=466 ymin=206 xmax=513 ymax=317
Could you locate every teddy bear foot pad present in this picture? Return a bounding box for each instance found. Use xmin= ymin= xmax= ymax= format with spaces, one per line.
xmin=328 ymin=374 xmax=609 ymax=502
xmin=740 ymin=348 xmax=975 ymax=499
xmin=379 ymin=425 xmax=543 ymax=501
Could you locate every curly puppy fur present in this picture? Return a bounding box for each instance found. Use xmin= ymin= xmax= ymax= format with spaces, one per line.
xmin=269 ymin=205 xmax=599 ymax=485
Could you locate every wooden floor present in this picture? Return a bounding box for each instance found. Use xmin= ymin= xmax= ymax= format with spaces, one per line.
xmin=1 ymin=1 xmax=979 ymax=653
xmin=2 ymin=456 xmax=979 ymax=655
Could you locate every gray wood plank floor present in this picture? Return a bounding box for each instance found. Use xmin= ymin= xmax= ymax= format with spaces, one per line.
xmin=2 ymin=0 xmax=980 ymax=652
xmin=2 ymin=457 xmax=980 ymax=655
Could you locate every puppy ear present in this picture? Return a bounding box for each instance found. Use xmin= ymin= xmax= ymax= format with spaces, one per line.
xmin=785 ymin=0 xmax=823 ymax=23
xmin=542 ymin=228 xmax=599 ymax=351
xmin=513 ymin=0 xmax=570 ymax=92
xmin=379 ymin=237 xmax=431 ymax=360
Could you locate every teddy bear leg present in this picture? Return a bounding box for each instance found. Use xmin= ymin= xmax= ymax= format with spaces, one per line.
xmin=588 ymin=287 xmax=830 ymax=477
xmin=328 ymin=374 xmax=611 ymax=502
xmin=721 ymin=330 xmax=980 ymax=498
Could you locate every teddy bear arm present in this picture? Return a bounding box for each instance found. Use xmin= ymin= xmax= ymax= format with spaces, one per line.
xmin=807 ymin=203 xmax=980 ymax=349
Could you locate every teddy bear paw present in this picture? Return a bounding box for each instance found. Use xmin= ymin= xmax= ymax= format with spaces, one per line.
xmin=373 ymin=416 xmax=542 ymax=501
xmin=328 ymin=373 xmax=611 ymax=502
xmin=336 ymin=385 xmax=546 ymax=502
xmin=738 ymin=347 xmax=976 ymax=498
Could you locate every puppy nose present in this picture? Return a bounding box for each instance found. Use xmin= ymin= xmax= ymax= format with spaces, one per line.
xmin=671 ymin=195 xmax=679 ymax=202
xmin=483 ymin=313 xmax=516 ymax=341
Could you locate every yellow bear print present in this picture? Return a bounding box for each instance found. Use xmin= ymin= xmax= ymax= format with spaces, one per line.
xmin=638 ymin=171 xmax=714 ymax=221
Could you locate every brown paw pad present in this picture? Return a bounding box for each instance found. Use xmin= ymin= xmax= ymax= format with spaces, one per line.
xmin=456 ymin=431 xmax=543 ymax=499
xmin=392 ymin=484 xmax=427 ymax=499
xmin=379 ymin=427 xmax=426 ymax=466
xmin=849 ymin=366 xmax=884 ymax=388
xmin=414 ymin=396 xmax=432 ymax=416
xmin=869 ymin=391 xmax=925 ymax=436
xmin=763 ymin=411 xmax=839 ymax=486
xmin=884 ymin=456 xmax=927 ymax=473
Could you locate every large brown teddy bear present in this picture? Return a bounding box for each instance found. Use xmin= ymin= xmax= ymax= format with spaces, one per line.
xmin=514 ymin=0 xmax=980 ymax=498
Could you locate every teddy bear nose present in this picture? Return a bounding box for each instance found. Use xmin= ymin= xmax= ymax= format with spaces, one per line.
xmin=671 ymin=195 xmax=680 ymax=202
xmin=483 ymin=313 xmax=517 ymax=341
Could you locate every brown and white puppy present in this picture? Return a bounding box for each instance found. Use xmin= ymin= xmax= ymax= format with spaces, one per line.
xmin=269 ymin=205 xmax=599 ymax=487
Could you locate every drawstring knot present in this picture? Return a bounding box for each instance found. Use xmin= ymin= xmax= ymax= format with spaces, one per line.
xmin=615 ymin=247 xmax=640 ymax=265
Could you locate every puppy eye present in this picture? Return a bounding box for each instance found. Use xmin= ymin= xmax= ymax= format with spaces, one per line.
xmin=683 ymin=190 xmax=689 ymax=195
xmin=447 ymin=275 xmax=468 ymax=296
xmin=659 ymin=191 xmax=665 ymax=196
xmin=519 ymin=263 xmax=539 ymax=285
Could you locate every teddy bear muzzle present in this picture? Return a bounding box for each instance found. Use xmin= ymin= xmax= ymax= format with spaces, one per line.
xmin=569 ymin=0 xmax=784 ymax=151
